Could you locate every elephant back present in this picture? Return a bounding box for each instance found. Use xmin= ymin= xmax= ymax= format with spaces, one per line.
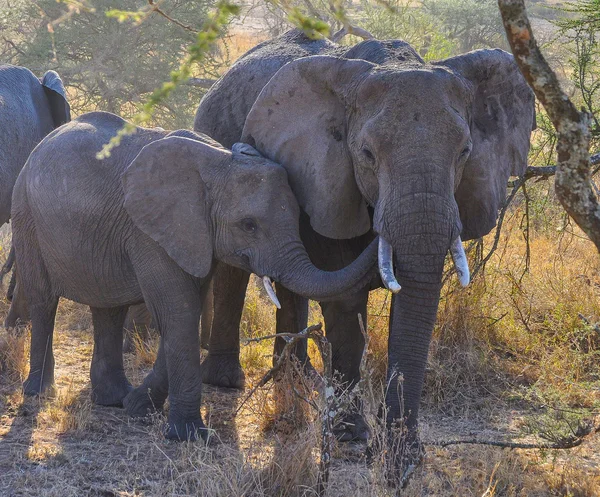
xmin=193 ymin=29 xmax=338 ymax=148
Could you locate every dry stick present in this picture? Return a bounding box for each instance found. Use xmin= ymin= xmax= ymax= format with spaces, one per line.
xmin=429 ymin=429 xmax=593 ymax=450
xmin=147 ymin=0 xmax=196 ymax=32
xmin=235 ymin=323 xmax=322 ymax=415
xmin=312 ymin=331 xmax=334 ymax=497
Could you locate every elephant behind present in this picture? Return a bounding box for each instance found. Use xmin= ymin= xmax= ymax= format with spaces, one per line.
xmin=12 ymin=111 xmax=378 ymax=441
xmin=0 ymin=65 xmax=70 ymax=327
xmin=0 ymin=65 xmax=70 ymax=225
xmin=194 ymin=29 xmax=535 ymax=468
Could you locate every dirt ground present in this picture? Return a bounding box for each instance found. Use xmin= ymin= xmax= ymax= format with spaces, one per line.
xmin=1 ymin=290 xmax=600 ymax=497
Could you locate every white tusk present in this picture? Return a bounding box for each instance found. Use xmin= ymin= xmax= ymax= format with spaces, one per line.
xmin=262 ymin=276 xmax=281 ymax=309
xmin=378 ymin=237 xmax=401 ymax=294
xmin=449 ymin=236 xmax=470 ymax=287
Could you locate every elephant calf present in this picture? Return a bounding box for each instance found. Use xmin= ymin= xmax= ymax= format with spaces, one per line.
xmin=11 ymin=111 xmax=378 ymax=441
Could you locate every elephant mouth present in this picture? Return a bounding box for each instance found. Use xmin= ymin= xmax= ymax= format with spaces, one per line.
xmin=378 ymin=236 xmax=470 ymax=291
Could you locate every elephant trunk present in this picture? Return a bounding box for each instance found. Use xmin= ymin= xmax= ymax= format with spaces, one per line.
xmin=270 ymin=237 xmax=378 ymax=301
xmin=375 ymin=186 xmax=459 ymax=435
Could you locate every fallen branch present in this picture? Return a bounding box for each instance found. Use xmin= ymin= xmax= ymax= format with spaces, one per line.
xmin=430 ymin=437 xmax=586 ymax=449
xmin=430 ymin=419 xmax=596 ymax=449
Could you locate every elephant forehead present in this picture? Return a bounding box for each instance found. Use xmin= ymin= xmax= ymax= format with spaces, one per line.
xmin=358 ymin=66 xmax=470 ymax=104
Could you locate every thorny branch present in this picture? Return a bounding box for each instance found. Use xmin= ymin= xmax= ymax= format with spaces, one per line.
xmin=498 ymin=0 xmax=600 ymax=252
xmin=147 ymin=0 xmax=196 ymax=32
xmin=237 ymin=319 xmax=372 ymax=496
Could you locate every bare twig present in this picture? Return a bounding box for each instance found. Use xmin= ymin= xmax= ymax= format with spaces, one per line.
xmin=184 ymin=77 xmax=218 ymax=89
xmin=235 ymin=324 xmax=322 ymax=415
xmin=331 ymin=25 xmax=375 ymax=43
xmin=147 ymin=0 xmax=196 ymax=32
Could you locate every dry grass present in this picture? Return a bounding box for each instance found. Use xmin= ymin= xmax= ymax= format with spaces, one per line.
xmin=2 ymin=193 xmax=600 ymax=496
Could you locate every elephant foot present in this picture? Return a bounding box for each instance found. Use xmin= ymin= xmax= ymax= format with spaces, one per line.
xmin=91 ymin=376 xmax=133 ymax=407
xmin=334 ymin=410 xmax=370 ymax=442
xmin=23 ymin=372 xmax=55 ymax=398
xmin=165 ymin=417 xmax=209 ymax=442
xmin=201 ymin=352 xmax=245 ymax=389
xmin=123 ymin=385 xmax=166 ymax=418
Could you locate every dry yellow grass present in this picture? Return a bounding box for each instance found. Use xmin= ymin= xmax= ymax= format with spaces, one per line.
xmin=2 ymin=191 xmax=600 ymax=495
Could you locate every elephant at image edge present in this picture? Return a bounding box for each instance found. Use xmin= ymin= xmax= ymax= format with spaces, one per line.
xmin=194 ymin=30 xmax=535 ymax=459
xmin=0 ymin=65 xmax=70 ymax=326
xmin=12 ymin=111 xmax=378 ymax=440
xmin=0 ymin=66 xmax=158 ymax=349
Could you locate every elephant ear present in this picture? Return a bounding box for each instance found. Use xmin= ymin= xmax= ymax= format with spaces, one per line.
xmin=440 ymin=49 xmax=535 ymax=240
xmin=122 ymin=136 xmax=229 ymax=278
xmin=40 ymin=70 xmax=71 ymax=127
xmin=242 ymin=55 xmax=375 ymax=240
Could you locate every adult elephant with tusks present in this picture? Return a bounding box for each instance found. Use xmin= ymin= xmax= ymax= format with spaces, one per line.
xmin=194 ymin=29 xmax=535 ymax=476
xmin=0 ymin=65 xmax=70 ymax=327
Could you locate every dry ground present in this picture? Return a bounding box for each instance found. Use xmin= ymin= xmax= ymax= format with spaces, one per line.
xmin=2 ymin=203 xmax=600 ymax=496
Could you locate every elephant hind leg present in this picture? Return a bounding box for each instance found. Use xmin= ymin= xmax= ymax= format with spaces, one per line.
xmin=22 ymin=295 xmax=59 ymax=397
xmin=90 ymin=305 xmax=132 ymax=407
xmin=5 ymin=274 xmax=30 ymax=329
xmin=15 ymin=218 xmax=59 ymax=397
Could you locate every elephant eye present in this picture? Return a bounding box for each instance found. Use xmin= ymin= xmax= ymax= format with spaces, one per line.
xmin=362 ymin=147 xmax=375 ymax=161
xmin=241 ymin=218 xmax=257 ymax=234
xmin=460 ymin=143 xmax=472 ymax=158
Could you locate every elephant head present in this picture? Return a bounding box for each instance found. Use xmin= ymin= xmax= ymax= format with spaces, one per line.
xmin=241 ymin=50 xmax=535 ymax=432
xmin=121 ymin=136 xmax=377 ymax=302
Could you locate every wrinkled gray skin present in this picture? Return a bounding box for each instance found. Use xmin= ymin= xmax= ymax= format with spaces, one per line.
xmin=12 ymin=111 xmax=378 ymax=441
xmin=0 ymin=65 xmax=70 ymax=328
xmin=194 ymin=30 xmax=535 ymax=462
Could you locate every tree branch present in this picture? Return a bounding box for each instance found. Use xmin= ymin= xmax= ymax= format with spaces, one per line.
xmin=498 ymin=0 xmax=600 ymax=251
xmin=147 ymin=0 xmax=196 ymax=32
xmin=331 ymin=25 xmax=375 ymax=43
xmin=183 ymin=77 xmax=218 ymax=89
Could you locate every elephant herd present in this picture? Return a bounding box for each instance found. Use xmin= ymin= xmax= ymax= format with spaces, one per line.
xmin=0 ymin=29 xmax=535 ymax=471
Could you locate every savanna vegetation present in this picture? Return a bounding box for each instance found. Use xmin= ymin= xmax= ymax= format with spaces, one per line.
xmin=2 ymin=0 xmax=600 ymax=495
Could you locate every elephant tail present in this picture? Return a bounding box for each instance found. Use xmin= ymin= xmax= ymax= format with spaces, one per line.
xmin=0 ymin=244 xmax=15 ymax=289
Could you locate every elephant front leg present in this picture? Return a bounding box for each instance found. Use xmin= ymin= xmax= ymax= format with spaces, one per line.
xmin=90 ymin=306 xmax=132 ymax=407
xmin=124 ymin=337 xmax=168 ymax=416
xmin=163 ymin=310 xmax=206 ymax=442
xmin=273 ymin=283 xmax=312 ymax=372
xmin=201 ymin=262 xmax=248 ymax=389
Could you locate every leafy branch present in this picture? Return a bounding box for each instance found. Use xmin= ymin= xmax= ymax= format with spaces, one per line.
xmin=96 ymin=1 xmax=240 ymax=159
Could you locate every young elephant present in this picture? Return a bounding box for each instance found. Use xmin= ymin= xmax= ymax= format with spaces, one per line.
xmin=12 ymin=111 xmax=378 ymax=440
